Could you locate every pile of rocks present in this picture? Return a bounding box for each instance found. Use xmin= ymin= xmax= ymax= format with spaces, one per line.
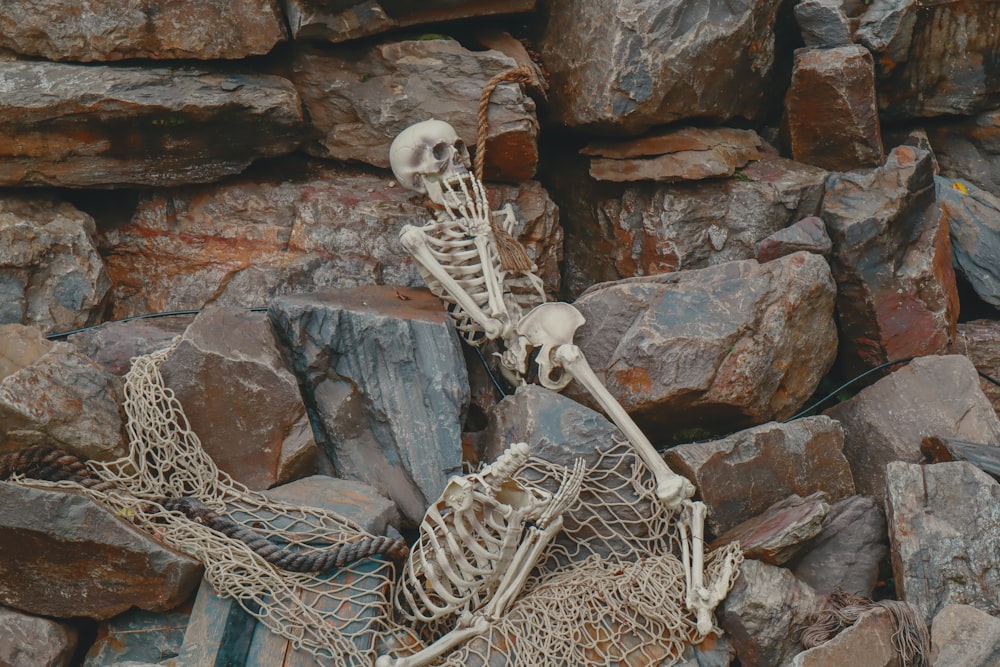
xmin=1 ymin=1 xmax=1000 ymax=666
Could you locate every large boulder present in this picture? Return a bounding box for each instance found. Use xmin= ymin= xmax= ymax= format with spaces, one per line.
xmin=0 ymin=0 xmax=286 ymax=61
xmin=533 ymin=0 xmax=787 ymax=134
xmin=947 ymin=319 xmax=1000 ymax=416
xmin=0 ymin=606 xmax=77 ymax=667
xmin=569 ymin=252 xmax=838 ymax=438
xmin=0 ymin=195 xmax=110 ymax=335
xmin=0 ymin=61 xmax=304 ymax=187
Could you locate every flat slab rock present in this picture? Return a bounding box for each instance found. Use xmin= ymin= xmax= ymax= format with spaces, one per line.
xmin=791 ymin=607 xmax=902 ymax=667
xmin=711 ymin=493 xmax=829 ymax=566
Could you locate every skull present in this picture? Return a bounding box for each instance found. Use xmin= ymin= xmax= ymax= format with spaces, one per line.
xmin=389 ymin=120 xmax=472 ymax=204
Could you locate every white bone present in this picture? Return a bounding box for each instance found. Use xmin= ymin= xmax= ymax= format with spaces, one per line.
xmin=679 ymin=500 xmax=739 ymax=638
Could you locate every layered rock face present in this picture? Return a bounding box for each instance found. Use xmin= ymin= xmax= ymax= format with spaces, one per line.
xmin=1 ymin=1 xmax=1000 ymax=666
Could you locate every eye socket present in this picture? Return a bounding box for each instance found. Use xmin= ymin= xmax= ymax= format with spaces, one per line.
xmin=432 ymin=142 xmax=449 ymax=161
xmin=454 ymin=140 xmax=466 ymax=156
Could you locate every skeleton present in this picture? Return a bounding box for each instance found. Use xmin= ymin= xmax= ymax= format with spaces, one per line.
xmin=388 ymin=118 xmax=726 ymax=658
xmin=378 ymin=442 xmax=584 ymax=667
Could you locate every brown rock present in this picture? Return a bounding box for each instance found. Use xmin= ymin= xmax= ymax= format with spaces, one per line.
xmin=583 ymin=126 xmax=762 ymax=182
xmin=712 ymin=493 xmax=829 ymax=566
xmin=0 ymin=606 xmax=77 ymax=667
xmin=754 ymin=216 xmax=832 ymax=262
xmin=0 ymin=324 xmax=125 ymax=460
xmin=821 ymin=146 xmax=959 ymax=377
xmin=930 ymin=604 xmax=1000 ymax=667
xmin=0 ymin=0 xmax=286 ymax=61
xmin=0 ymin=61 xmax=304 ymax=187
xmin=664 ymin=417 xmax=855 ymax=535
xmin=290 ymin=39 xmax=538 ymax=183
xmin=0 ymin=483 xmax=202 ymax=620
xmin=283 ymin=0 xmax=534 ymax=43
xmin=570 ymin=253 xmax=838 ymax=438
xmin=790 ymin=607 xmax=902 ymax=667
xmin=158 ymin=305 xmax=316 ymax=490
xmin=886 ymin=461 xmax=1000 ymax=624
xmin=98 ymin=162 xmax=561 ymax=320
xmin=552 ymin=151 xmax=827 ymax=297
xmin=785 ymin=45 xmax=884 ymax=171
xmin=825 ymin=355 xmax=1000 ymax=503
xmin=0 ymin=194 xmax=111 ymax=335
xmin=265 ymin=475 xmax=400 ymax=536
xmin=66 ymin=314 xmax=195 ymax=376
xmin=948 ymin=319 xmax=1000 ymax=416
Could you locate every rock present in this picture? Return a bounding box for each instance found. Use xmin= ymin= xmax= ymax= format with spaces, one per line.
xmin=158 ymin=305 xmax=317 ymax=490
xmin=794 ymin=0 xmax=852 ymax=48
xmin=552 ymin=151 xmax=827 ymax=296
xmin=83 ymin=606 xmax=190 ymax=667
xmin=859 ymin=1 xmax=1000 ymax=119
xmin=289 ymin=39 xmax=538 ymax=182
xmin=0 ymin=606 xmax=77 ymax=667
xmin=665 ymin=417 xmax=854 ymax=535
xmin=948 ymin=319 xmax=1000 ymax=415
xmin=793 ymin=495 xmax=888 ymax=598
xmin=582 ymin=126 xmax=763 ymax=182
xmin=533 ymin=0 xmax=787 ymax=134
xmin=712 ymin=493 xmax=830 ymax=566
xmin=66 ymin=315 xmax=196 ymax=376
xmin=0 ymin=194 xmax=111 ymax=334
xmin=0 ymin=0 xmax=286 ymax=61
xmin=268 ymin=286 xmax=468 ymax=525
xmin=0 ymin=483 xmax=202 ymax=620
xmin=785 ymin=45 xmax=884 ymax=171
xmin=0 ymin=324 xmax=125 ymax=460
xmin=481 ymin=384 xmax=656 ymax=559
xmin=925 ymin=109 xmax=1000 ymax=198
xmin=821 ymin=146 xmax=959 ymax=377
xmin=97 ymin=162 xmax=561 ymax=320
xmin=936 ymin=176 xmax=1000 ymax=307
xmin=930 ymin=604 xmax=1000 ymax=667
xmin=569 ymin=253 xmax=838 ymax=439
xmin=264 ymin=475 xmax=400 ymax=536
xmin=825 ymin=355 xmax=1000 ymax=503
xmin=754 ymin=216 xmax=832 ymax=262
xmin=0 ymin=61 xmax=304 ymax=187
xmin=886 ymin=461 xmax=1000 ymax=624
xmin=719 ymin=558 xmax=826 ymax=667
xmin=676 ymin=635 xmax=737 ymax=667
xmin=283 ymin=0 xmax=534 ymax=43
xmin=791 ymin=607 xmax=902 ymax=667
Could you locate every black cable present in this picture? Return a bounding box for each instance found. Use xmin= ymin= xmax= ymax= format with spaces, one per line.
xmin=472 ymin=343 xmax=509 ymax=398
xmin=783 ymin=357 xmax=916 ymax=422
xmin=44 ymin=306 xmax=270 ymax=341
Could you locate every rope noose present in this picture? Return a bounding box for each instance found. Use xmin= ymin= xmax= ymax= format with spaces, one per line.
xmin=475 ymin=66 xmax=537 ymax=273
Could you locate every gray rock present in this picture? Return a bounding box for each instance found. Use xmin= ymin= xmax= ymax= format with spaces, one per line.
xmin=948 ymin=319 xmax=1000 ymax=417
xmin=533 ymin=0 xmax=787 ymax=134
xmin=0 ymin=606 xmax=77 ymax=667
xmin=886 ymin=461 xmax=1000 ymax=624
xmin=158 ymin=304 xmax=317 ymax=491
xmin=825 ymin=355 xmax=1000 ymax=503
xmin=265 ymin=475 xmax=400 ymax=535
xmin=936 ymin=176 xmax=1000 ymax=307
xmin=0 ymin=483 xmax=202 ymax=620
xmin=821 ymin=146 xmax=959 ymax=377
xmin=925 ymin=109 xmax=1000 ymax=198
xmin=83 ymin=607 xmax=189 ymax=667
xmin=268 ymin=286 xmax=468 ymax=525
xmin=794 ymin=0 xmax=852 ymax=48
xmin=754 ymin=216 xmax=832 ymax=263
xmin=0 ymin=195 xmax=111 ymax=335
xmin=0 ymin=0 xmax=286 ymax=61
xmin=0 ymin=324 xmax=125 ymax=460
xmin=719 ymin=559 xmax=825 ymax=667
xmin=793 ymin=495 xmax=888 ymax=597
xmin=66 ymin=315 xmax=195 ymax=376
xmin=785 ymin=45 xmax=884 ymax=171
xmin=791 ymin=607 xmax=902 ymax=667
xmin=289 ymin=39 xmax=538 ymax=182
xmin=552 ymin=151 xmax=827 ymax=297
xmin=664 ymin=417 xmax=855 ymax=535
xmin=0 ymin=61 xmax=303 ymax=187
xmin=283 ymin=0 xmax=534 ymax=43
xmin=569 ymin=253 xmax=838 ymax=439
xmin=930 ymin=604 xmax=1000 ymax=667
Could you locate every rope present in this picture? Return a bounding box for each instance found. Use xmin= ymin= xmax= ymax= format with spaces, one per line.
xmin=475 ymin=66 xmax=537 ymax=272
xmin=0 ymin=445 xmax=115 ymax=492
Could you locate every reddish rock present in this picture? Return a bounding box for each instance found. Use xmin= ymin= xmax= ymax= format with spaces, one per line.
xmin=289 ymin=39 xmax=538 ymax=183
xmin=0 ymin=483 xmax=202 ymax=620
xmin=947 ymin=319 xmax=1000 ymax=416
xmin=0 ymin=0 xmax=286 ymax=62
xmin=582 ymin=126 xmax=762 ymax=182
xmin=821 ymin=146 xmax=959 ymax=378
xmin=158 ymin=305 xmax=317 ymax=490
xmin=711 ymin=493 xmax=829 ymax=566
xmin=791 ymin=607 xmax=903 ymax=667
xmin=754 ymin=216 xmax=832 ymax=262
xmin=785 ymin=45 xmax=884 ymax=171
xmin=664 ymin=417 xmax=854 ymax=535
